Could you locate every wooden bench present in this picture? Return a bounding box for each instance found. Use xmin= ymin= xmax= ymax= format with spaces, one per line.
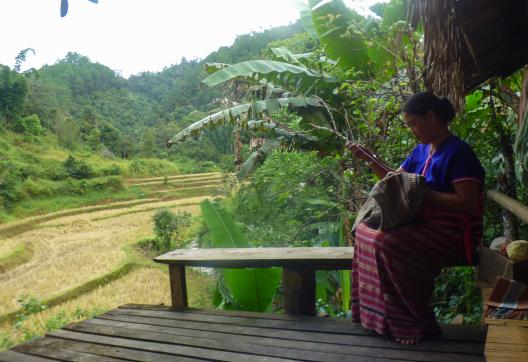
xmin=154 ymin=246 xmax=354 ymax=316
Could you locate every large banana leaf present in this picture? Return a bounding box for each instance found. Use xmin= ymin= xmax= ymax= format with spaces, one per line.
xmin=200 ymin=200 xmax=281 ymax=312
xmin=202 ymin=60 xmax=338 ymax=92
xmin=222 ymin=267 xmax=281 ymax=312
xmin=294 ymin=0 xmax=319 ymax=39
xmin=309 ymin=0 xmax=370 ymax=73
xmin=236 ymin=138 xmax=282 ymax=180
xmin=168 ymin=96 xmax=322 ymax=144
xmin=200 ymin=200 xmax=249 ymax=248
xmin=270 ymin=47 xmax=306 ymax=67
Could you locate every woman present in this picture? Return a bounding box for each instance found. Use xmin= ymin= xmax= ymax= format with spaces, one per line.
xmin=347 ymin=92 xmax=485 ymax=344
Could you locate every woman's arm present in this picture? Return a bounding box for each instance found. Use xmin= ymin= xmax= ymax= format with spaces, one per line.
xmin=346 ymin=143 xmax=396 ymax=178
xmin=424 ymin=180 xmax=481 ymax=213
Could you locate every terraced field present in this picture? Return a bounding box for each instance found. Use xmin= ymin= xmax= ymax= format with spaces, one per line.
xmin=0 ymin=172 xmax=222 ymax=347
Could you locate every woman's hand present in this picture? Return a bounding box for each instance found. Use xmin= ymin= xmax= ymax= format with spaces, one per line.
xmin=346 ymin=142 xmax=394 ymax=178
xmin=346 ymin=143 xmax=376 ymax=162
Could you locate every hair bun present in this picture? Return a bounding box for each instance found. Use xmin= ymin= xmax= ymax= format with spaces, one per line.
xmin=438 ymin=97 xmax=455 ymax=123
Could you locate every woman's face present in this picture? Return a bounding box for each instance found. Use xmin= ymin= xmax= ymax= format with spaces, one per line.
xmin=403 ymin=111 xmax=435 ymax=144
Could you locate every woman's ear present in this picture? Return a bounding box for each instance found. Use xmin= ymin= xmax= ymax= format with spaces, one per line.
xmin=425 ymin=110 xmax=438 ymax=123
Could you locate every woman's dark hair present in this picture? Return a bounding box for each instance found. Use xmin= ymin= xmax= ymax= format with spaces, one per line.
xmin=402 ymin=92 xmax=455 ymax=123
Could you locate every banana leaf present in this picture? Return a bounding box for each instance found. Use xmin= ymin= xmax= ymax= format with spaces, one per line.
xmin=294 ymin=0 xmax=319 ymax=39
xmin=200 ymin=200 xmax=281 ymax=312
xmin=309 ymin=0 xmax=370 ymax=73
xmin=270 ymin=47 xmax=306 ymax=67
xmin=168 ymin=96 xmax=322 ymax=144
xmin=202 ymin=60 xmax=338 ymax=92
xmin=236 ymin=138 xmax=282 ymax=180
xmin=200 ymin=200 xmax=249 ymax=248
xmin=223 ymin=267 xmax=281 ymax=312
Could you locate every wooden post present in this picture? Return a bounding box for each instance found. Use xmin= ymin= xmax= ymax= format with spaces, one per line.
xmin=169 ymin=265 xmax=188 ymax=309
xmin=283 ymin=267 xmax=316 ymax=316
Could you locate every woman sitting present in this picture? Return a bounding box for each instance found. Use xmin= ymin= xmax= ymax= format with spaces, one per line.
xmin=347 ymin=92 xmax=485 ymax=344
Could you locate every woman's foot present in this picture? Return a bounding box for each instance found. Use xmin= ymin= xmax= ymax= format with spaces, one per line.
xmin=395 ymin=337 xmax=420 ymax=345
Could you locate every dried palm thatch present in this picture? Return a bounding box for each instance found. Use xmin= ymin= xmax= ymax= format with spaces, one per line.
xmin=413 ymin=0 xmax=465 ymax=111
xmin=412 ymin=0 xmax=528 ymax=112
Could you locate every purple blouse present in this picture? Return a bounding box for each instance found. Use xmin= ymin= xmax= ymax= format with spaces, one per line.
xmin=400 ymin=135 xmax=485 ymax=192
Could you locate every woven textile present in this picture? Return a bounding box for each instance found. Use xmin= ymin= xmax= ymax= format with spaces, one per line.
xmin=351 ymin=207 xmax=483 ymax=340
xmin=352 ymin=172 xmax=429 ymax=233
xmin=485 ymin=276 xmax=528 ymax=320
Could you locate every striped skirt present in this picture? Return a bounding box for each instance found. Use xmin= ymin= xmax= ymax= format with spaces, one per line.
xmin=351 ymin=212 xmax=482 ymax=340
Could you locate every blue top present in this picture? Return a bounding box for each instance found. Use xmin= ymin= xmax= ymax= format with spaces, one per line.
xmin=400 ymin=135 xmax=485 ymax=192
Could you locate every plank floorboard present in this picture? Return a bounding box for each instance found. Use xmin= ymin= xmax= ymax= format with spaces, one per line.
xmin=49 ymin=329 xmax=293 ymax=362
xmin=13 ymin=341 xmax=125 ymax=362
xmin=107 ymin=308 xmax=484 ymax=355
xmin=87 ymin=316 xmax=482 ymax=362
xmin=28 ymin=337 xmax=204 ymax=362
xmin=2 ymin=305 xmax=485 ymax=362
xmin=0 ymin=350 xmax=56 ymax=362
xmin=64 ymin=321 xmax=389 ymax=362
xmin=122 ymin=304 xmax=485 ymax=343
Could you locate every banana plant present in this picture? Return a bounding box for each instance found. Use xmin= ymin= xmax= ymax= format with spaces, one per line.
xmin=200 ymin=200 xmax=281 ymax=312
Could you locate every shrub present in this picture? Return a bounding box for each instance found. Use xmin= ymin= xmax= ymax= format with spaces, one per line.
xmin=152 ymin=208 xmax=192 ymax=253
xmin=100 ymin=164 xmax=122 ymax=176
xmin=14 ymin=115 xmax=42 ymax=135
xmin=63 ymin=155 xmax=94 ymax=179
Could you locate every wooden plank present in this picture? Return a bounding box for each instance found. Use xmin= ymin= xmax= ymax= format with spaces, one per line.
xmin=88 ymin=314 xmax=484 ymax=362
xmin=101 ymin=310 xmax=485 ymax=355
xmin=485 ymin=325 xmax=528 ymax=362
xmin=64 ymin=321 xmax=370 ymax=362
xmin=0 ymin=350 xmax=56 ymax=362
xmin=47 ymin=328 xmax=299 ymax=362
xmin=26 ymin=337 xmax=204 ymax=362
xmin=112 ymin=307 xmax=486 ymax=343
xmin=12 ymin=340 xmax=124 ymax=361
xmin=121 ymin=304 xmax=486 ymax=342
xmin=110 ymin=307 xmax=373 ymax=335
xmin=168 ymin=265 xmax=187 ymax=309
xmin=283 ymin=267 xmax=316 ymax=316
xmin=154 ymin=247 xmax=353 ymax=269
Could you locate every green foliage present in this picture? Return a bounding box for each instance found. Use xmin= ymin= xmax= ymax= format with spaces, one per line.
xmin=14 ymin=295 xmax=47 ymax=328
xmin=0 ymin=65 xmax=28 ymax=124
xmin=200 ymin=200 xmax=281 ymax=312
xmin=14 ymin=114 xmax=42 ymax=135
xmin=152 ymin=208 xmax=192 ymax=252
xmin=234 ymin=150 xmax=340 ymax=246
xmin=432 ymin=267 xmax=482 ymax=324
xmin=63 ymin=155 xmax=94 ymax=179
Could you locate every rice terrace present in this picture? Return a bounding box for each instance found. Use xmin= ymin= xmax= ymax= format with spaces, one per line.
xmin=0 ymin=172 xmax=220 ymax=346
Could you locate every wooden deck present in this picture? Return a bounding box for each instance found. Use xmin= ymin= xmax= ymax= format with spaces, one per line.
xmin=1 ymin=304 xmax=486 ymax=362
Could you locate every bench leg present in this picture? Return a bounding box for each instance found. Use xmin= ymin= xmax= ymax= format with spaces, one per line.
xmin=169 ymin=265 xmax=188 ymax=309
xmin=283 ymin=267 xmax=316 ymax=316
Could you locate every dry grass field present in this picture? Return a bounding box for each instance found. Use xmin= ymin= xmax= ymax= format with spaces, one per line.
xmin=0 ymin=173 xmax=218 ymax=349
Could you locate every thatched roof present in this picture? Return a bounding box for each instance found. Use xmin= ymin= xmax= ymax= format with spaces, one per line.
xmin=415 ymin=0 xmax=528 ymax=110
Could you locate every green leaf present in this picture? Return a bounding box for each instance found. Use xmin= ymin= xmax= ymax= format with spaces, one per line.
xmin=202 ymin=60 xmax=338 ymax=91
xmin=204 ymin=62 xmax=230 ymax=74
xmin=310 ymin=0 xmax=370 ymax=72
xmin=168 ymin=96 xmax=322 ymax=144
xmin=236 ymin=138 xmax=282 ymax=180
xmin=200 ymin=200 xmax=249 ymax=248
xmin=270 ymin=47 xmax=306 ymax=67
xmin=294 ymin=0 xmax=319 ymax=39
xmin=223 ymin=267 xmax=281 ymax=312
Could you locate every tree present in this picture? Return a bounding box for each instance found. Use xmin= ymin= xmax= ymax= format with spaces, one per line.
xmin=0 ymin=65 xmax=28 ymax=124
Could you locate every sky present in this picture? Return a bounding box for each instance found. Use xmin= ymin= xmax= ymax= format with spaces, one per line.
xmin=0 ymin=0 xmax=386 ymax=78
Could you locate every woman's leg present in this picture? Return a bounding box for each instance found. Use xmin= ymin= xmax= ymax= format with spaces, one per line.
xmin=351 ymin=222 xmax=463 ymax=341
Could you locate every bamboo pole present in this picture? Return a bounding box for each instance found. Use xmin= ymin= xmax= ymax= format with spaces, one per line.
xmin=487 ymin=190 xmax=528 ymax=224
